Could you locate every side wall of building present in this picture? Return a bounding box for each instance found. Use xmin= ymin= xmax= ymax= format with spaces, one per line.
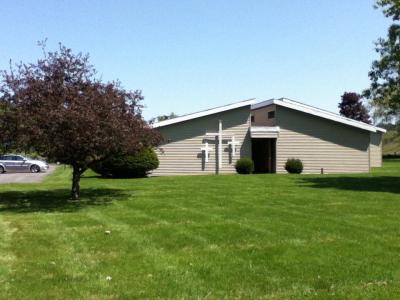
xmin=370 ymin=132 xmax=383 ymax=167
xmin=275 ymin=106 xmax=371 ymax=174
xmin=152 ymin=106 xmax=252 ymax=176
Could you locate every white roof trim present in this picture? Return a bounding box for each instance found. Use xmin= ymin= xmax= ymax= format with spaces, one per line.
xmin=250 ymin=126 xmax=280 ymax=138
xmin=250 ymin=126 xmax=280 ymax=133
xmin=375 ymin=127 xmax=387 ymax=133
xmin=152 ymin=98 xmax=256 ymax=128
xmin=252 ymin=98 xmax=386 ymax=133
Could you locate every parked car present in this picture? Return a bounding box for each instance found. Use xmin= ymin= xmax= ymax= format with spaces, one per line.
xmin=0 ymin=154 xmax=49 ymax=173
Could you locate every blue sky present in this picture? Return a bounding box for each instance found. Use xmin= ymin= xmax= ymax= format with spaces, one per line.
xmin=0 ymin=0 xmax=390 ymax=120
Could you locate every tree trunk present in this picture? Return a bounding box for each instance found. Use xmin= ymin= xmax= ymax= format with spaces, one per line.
xmin=71 ymin=165 xmax=84 ymax=200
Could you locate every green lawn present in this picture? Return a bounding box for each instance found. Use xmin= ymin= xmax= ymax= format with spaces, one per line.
xmin=0 ymin=161 xmax=400 ymax=299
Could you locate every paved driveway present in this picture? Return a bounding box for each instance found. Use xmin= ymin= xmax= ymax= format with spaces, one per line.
xmin=0 ymin=164 xmax=57 ymax=184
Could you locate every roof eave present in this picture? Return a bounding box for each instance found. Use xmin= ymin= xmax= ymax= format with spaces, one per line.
xmin=152 ymin=98 xmax=256 ymax=128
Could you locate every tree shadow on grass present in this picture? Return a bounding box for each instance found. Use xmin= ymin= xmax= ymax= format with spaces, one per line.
xmin=82 ymin=174 xmax=149 ymax=179
xmin=0 ymin=188 xmax=129 ymax=213
xmin=299 ymin=176 xmax=400 ymax=194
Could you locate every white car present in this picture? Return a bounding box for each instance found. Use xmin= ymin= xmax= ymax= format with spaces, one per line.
xmin=0 ymin=154 xmax=49 ymax=173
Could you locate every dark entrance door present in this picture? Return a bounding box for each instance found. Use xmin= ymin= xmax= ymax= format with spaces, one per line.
xmin=252 ymin=138 xmax=276 ymax=173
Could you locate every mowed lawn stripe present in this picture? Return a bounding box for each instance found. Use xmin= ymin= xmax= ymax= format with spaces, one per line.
xmin=0 ymin=161 xmax=399 ymax=299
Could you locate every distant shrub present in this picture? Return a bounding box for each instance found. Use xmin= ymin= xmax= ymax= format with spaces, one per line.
xmin=235 ymin=158 xmax=254 ymax=174
xmin=91 ymin=148 xmax=159 ymax=178
xmin=285 ymin=158 xmax=303 ymax=174
xmin=383 ymin=154 xmax=400 ymax=159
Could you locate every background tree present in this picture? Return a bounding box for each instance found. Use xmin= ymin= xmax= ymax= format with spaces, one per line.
xmin=149 ymin=112 xmax=178 ymax=124
xmin=363 ymin=0 xmax=400 ymax=119
xmin=0 ymin=100 xmax=17 ymax=153
xmin=338 ymin=92 xmax=371 ymax=123
xmin=0 ymin=43 xmax=161 ymax=199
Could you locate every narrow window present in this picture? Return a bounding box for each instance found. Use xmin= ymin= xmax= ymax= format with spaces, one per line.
xmin=268 ymin=111 xmax=275 ymax=119
xmin=251 ymin=115 xmax=255 ymax=122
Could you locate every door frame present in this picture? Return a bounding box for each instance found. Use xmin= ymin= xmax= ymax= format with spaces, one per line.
xmin=251 ymin=138 xmax=276 ymax=173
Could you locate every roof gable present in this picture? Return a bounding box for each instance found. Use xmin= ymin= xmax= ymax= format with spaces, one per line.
xmin=252 ymin=98 xmax=386 ymax=133
xmin=152 ymin=97 xmax=386 ymax=133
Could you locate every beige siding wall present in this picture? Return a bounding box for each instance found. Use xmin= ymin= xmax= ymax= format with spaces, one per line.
xmin=370 ymin=132 xmax=383 ymax=167
xmin=152 ymin=106 xmax=252 ymax=176
xmin=275 ymin=106 xmax=370 ymax=174
xmin=251 ymin=105 xmax=276 ymax=126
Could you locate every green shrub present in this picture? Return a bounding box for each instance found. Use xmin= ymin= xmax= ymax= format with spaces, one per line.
xmin=285 ymin=158 xmax=303 ymax=174
xmin=91 ymin=148 xmax=159 ymax=178
xmin=235 ymin=158 xmax=254 ymax=174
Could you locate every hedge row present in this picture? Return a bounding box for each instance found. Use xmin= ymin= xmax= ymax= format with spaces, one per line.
xmin=90 ymin=148 xmax=159 ymax=178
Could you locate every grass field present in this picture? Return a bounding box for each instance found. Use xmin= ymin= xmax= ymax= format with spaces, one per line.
xmin=383 ymin=129 xmax=400 ymax=155
xmin=0 ymin=161 xmax=400 ymax=299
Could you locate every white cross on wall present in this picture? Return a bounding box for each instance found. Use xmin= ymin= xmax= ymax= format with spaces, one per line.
xmin=204 ymin=121 xmax=241 ymax=171
xmin=227 ymin=136 xmax=240 ymax=156
xmin=205 ymin=120 xmax=224 ymax=169
xmin=200 ymin=142 xmax=213 ymax=162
